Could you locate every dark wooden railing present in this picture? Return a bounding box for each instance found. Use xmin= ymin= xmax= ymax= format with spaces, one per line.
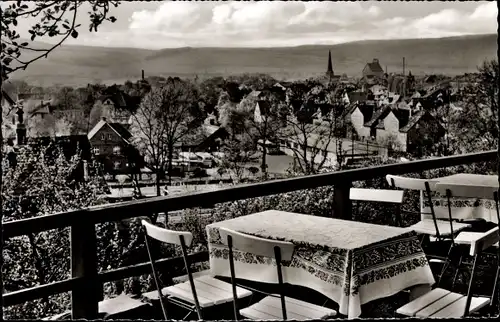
xmin=2 ymin=150 xmax=497 ymax=319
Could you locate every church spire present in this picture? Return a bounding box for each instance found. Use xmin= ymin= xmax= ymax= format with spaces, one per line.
xmin=326 ymin=50 xmax=334 ymax=78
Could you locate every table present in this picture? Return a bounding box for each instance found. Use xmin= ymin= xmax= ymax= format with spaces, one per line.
xmin=206 ymin=210 xmax=435 ymax=318
xmin=423 ymin=174 xmax=499 ymax=224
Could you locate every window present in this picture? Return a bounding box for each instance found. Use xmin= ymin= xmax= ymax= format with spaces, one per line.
xmin=114 ymin=161 xmax=121 ymax=169
xmin=101 ymin=134 xmax=106 ymax=141
xmin=108 ymin=134 xmax=112 ymax=140
xmin=92 ymin=147 xmax=100 ymax=155
xmin=113 ymin=146 xmax=121 ymax=155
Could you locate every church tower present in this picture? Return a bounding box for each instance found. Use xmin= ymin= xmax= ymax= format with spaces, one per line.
xmin=326 ymin=50 xmax=334 ymax=79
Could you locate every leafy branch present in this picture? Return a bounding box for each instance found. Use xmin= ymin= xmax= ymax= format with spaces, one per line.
xmin=1 ymin=0 xmax=120 ymax=79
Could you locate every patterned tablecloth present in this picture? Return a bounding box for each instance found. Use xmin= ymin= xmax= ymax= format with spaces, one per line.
xmin=423 ymin=174 xmax=499 ymax=224
xmin=206 ymin=210 xmax=435 ymax=318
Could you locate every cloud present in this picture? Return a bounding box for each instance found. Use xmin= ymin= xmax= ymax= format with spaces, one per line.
xmin=123 ymin=1 xmax=497 ymax=48
xmin=15 ymin=1 xmax=494 ymax=49
xmin=408 ymin=2 xmax=497 ymax=37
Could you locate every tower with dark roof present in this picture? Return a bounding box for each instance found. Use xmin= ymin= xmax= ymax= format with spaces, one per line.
xmin=326 ymin=50 xmax=334 ymax=79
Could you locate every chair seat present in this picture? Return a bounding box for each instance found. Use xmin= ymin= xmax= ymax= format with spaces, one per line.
xmin=163 ymin=275 xmax=252 ymax=308
xmin=410 ymin=219 xmax=470 ymax=237
xmin=430 ymin=295 xmax=490 ymax=318
xmin=396 ymin=288 xmax=490 ymax=318
xmin=456 ymin=232 xmax=500 ymax=247
xmin=240 ymin=295 xmax=337 ymax=320
xmin=98 ymin=293 xmax=150 ymax=318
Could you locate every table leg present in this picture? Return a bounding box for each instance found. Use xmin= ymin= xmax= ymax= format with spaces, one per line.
xmin=409 ymin=284 xmax=431 ymax=301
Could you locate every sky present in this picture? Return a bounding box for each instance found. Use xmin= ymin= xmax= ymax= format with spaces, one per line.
xmin=6 ymin=1 xmax=498 ymax=49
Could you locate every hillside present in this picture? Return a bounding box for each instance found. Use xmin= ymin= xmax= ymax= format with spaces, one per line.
xmin=9 ymin=34 xmax=497 ymax=87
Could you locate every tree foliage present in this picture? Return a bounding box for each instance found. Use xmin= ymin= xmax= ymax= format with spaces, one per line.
xmin=452 ymin=60 xmax=499 ymax=153
xmin=2 ymin=140 xmax=109 ymax=319
xmin=130 ymin=77 xmax=202 ymax=193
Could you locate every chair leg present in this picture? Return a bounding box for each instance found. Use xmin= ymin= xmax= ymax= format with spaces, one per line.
xmin=490 ymin=265 xmax=500 ymax=309
xmin=451 ymin=255 xmax=463 ymax=291
xmin=437 ymin=244 xmax=454 ymax=287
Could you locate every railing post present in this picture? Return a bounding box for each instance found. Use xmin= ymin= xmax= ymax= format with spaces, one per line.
xmin=71 ymin=222 xmax=100 ymax=319
xmin=333 ymin=181 xmax=352 ymax=220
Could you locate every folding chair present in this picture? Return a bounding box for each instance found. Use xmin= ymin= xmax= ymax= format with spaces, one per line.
xmin=219 ymin=227 xmax=337 ymax=320
xmin=349 ymin=187 xmax=405 ymax=226
xmin=450 ymin=190 xmax=500 ymax=292
xmin=396 ymin=226 xmax=500 ymax=318
xmin=386 ymin=175 xmax=471 ymax=285
xmin=141 ymin=220 xmax=253 ymax=320
xmin=386 ymin=175 xmax=471 ymax=241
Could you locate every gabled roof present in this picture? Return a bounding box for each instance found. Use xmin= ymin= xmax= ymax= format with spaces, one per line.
xmin=87 ymin=119 xmax=132 ymax=144
xmin=393 ymin=109 xmax=410 ymax=129
xmin=256 ymin=100 xmax=271 ymax=116
xmin=290 ymin=100 xmax=303 ymax=114
xmin=365 ymin=59 xmax=384 ymax=73
xmin=357 ymin=104 xmax=375 ymax=122
xmin=347 ymin=91 xmax=368 ymax=104
xmin=109 ymin=123 xmax=132 ymax=141
xmin=248 ymin=91 xmax=262 ymax=98
xmin=364 ymin=105 xmax=391 ymax=127
xmin=373 ymin=107 xmax=411 ymax=130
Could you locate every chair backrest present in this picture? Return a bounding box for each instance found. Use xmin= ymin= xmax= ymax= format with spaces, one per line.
xmin=386 ymin=174 xmax=448 ymax=238
xmin=435 ymin=183 xmax=498 ymax=201
xmin=463 ymin=226 xmax=500 ymax=316
xmin=468 ymin=227 xmax=500 ymax=257
xmin=219 ymin=227 xmax=294 ymax=320
xmin=219 ymin=227 xmax=295 ymax=261
xmin=350 ymin=188 xmax=404 ymax=204
xmin=386 ymin=175 xmax=438 ymax=191
xmin=141 ymin=219 xmax=193 ymax=247
xmin=141 ymin=220 xmax=201 ymax=320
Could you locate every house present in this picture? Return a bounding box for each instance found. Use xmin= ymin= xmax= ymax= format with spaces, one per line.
xmin=344 ymin=91 xmax=373 ymax=105
xmin=90 ymin=85 xmax=141 ymax=125
xmin=347 ymin=103 xmax=375 ymax=139
xmin=87 ymin=118 xmax=143 ymax=174
xmin=374 ymin=107 xmax=411 ymax=150
xmin=362 ymin=59 xmax=385 ymax=83
xmin=175 ymin=124 xmax=229 ymax=153
xmin=254 ymin=100 xmax=271 ymax=123
xmin=312 ymin=104 xmax=333 ymax=124
xmin=204 ymin=112 xmax=218 ymax=126
xmin=401 ymin=111 xmax=445 ymax=155
xmin=360 ymin=104 xmax=444 ymax=153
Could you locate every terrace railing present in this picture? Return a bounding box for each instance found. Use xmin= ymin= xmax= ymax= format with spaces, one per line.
xmin=2 ymin=149 xmax=498 ymax=319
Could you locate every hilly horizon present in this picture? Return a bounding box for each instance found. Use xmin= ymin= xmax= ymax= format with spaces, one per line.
xmin=9 ymin=34 xmax=497 ymax=88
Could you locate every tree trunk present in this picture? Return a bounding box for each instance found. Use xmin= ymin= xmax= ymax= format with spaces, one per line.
xmin=28 ymin=234 xmax=49 ymax=308
xmin=167 ymin=144 xmax=174 ymax=186
xmin=155 ymin=167 xmax=161 ymax=197
xmin=261 ymin=141 xmax=268 ymax=180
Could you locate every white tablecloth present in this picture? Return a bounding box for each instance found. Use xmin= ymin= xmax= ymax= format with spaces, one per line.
xmin=206 ymin=210 xmax=435 ymax=318
xmin=423 ymin=174 xmax=499 ymax=224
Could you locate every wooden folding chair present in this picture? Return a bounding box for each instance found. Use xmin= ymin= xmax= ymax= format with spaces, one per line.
xmin=396 ymin=226 xmax=500 ymax=318
xmin=386 ymin=175 xmax=471 ymax=285
xmin=349 ymin=187 xmax=405 ymax=226
xmin=450 ymin=190 xmax=500 ymax=294
xmin=141 ymin=220 xmax=253 ymax=320
xmin=219 ymin=227 xmax=337 ymax=320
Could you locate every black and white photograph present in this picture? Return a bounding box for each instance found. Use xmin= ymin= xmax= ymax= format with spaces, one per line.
xmin=1 ymin=0 xmax=499 ymax=320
